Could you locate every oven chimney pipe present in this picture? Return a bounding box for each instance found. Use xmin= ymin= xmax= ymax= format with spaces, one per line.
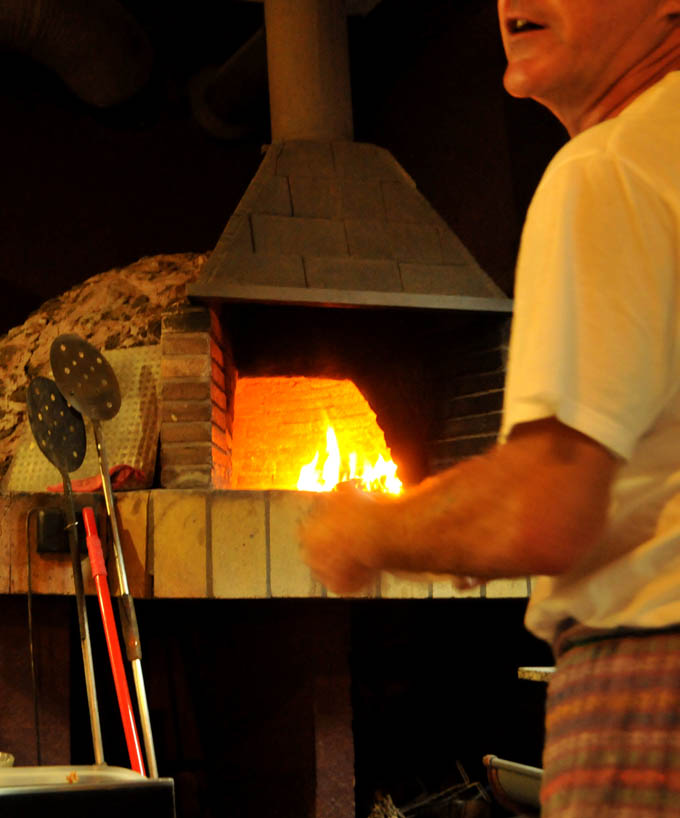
xmin=263 ymin=0 xmax=354 ymax=141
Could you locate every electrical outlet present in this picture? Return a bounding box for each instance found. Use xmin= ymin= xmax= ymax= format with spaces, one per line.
xmin=35 ymin=507 xmax=87 ymax=555
xmin=36 ymin=507 xmax=69 ymax=554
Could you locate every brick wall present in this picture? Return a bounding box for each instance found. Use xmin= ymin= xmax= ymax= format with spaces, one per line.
xmin=426 ymin=316 xmax=510 ymax=472
xmin=230 ymin=375 xmax=397 ymax=490
xmin=158 ymin=301 xmax=511 ymax=488
xmin=160 ymin=304 xmax=236 ymax=489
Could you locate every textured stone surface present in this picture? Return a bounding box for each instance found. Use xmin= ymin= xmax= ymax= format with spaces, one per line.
xmin=0 ymin=252 xmax=206 ymax=485
xmin=211 ymin=491 xmax=267 ymax=598
xmin=486 ymin=577 xmax=531 ymax=598
xmin=269 ymin=491 xmax=324 ymax=597
xmin=191 ymin=141 xmax=511 ymax=309
xmin=113 ymin=490 xmax=151 ymax=598
xmin=252 ymin=214 xmax=348 ymax=256
xmin=161 ymin=379 xmax=212 ymax=402
xmin=305 ymin=257 xmax=401 ymax=291
xmin=7 ymin=493 xmax=92 ymax=595
xmin=161 ymin=442 xmax=214 ymax=467
xmin=162 ymin=400 xmax=213 ymax=423
xmin=159 ymin=303 xmax=234 ymax=490
xmin=151 ymin=490 xmax=207 ymax=598
xmin=245 ymin=175 xmax=292 ymax=217
xmin=161 ymin=421 xmax=213 ymax=444
xmin=0 ymin=495 xmax=9 ymax=592
xmin=432 ymin=577 xmax=482 ymax=598
xmin=161 ymin=332 xmax=211 ymax=357
xmin=276 ymin=140 xmax=335 ymax=178
xmin=0 ymin=488 xmax=531 ymax=600
xmin=161 ymin=354 xmax=212 ymax=380
xmin=379 ymin=573 xmax=431 ymax=599
xmin=289 ymin=177 xmax=339 ymax=219
xmin=161 ymin=304 xmax=213 ymax=333
xmin=345 ymin=219 xmax=442 ymax=263
xmin=160 ymin=464 xmax=213 ymax=489
xmin=401 ymin=261 xmax=502 ymax=297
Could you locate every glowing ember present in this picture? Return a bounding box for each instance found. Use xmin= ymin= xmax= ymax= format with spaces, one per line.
xmin=297 ymin=426 xmax=402 ymax=495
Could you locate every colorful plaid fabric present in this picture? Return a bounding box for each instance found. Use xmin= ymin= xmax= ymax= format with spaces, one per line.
xmin=541 ymin=629 xmax=680 ymax=817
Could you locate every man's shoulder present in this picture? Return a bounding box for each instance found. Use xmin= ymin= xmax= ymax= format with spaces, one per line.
xmin=545 ymin=72 xmax=680 ymax=190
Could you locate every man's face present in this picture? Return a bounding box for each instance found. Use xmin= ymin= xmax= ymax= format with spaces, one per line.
xmin=497 ymin=0 xmax=671 ymax=114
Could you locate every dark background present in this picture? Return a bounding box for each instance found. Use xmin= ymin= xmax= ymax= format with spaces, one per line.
xmin=0 ymin=0 xmax=567 ymax=338
xmin=69 ymin=596 xmax=553 ymax=817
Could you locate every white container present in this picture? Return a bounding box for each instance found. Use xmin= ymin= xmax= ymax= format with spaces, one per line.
xmin=0 ymin=765 xmax=145 ymax=791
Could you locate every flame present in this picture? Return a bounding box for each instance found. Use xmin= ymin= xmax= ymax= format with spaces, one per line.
xmin=297 ymin=426 xmax=402 ymax=495
xmin=231 ymin=376 xmax=403 ymax=493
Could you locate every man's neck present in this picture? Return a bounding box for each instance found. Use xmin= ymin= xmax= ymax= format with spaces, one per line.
xmin=549 ymin=34 xmax=680 ymax=136
xmin=576 ymin=53 xmax=680 ymax=135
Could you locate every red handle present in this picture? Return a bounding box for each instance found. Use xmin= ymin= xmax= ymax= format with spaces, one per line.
xmin=82 ymin=507 xmax=146 ymax=776
xmin=83 ymin=507 xmax=107 ymax=576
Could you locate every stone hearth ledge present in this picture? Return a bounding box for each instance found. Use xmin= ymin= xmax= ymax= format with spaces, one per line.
xmin=0 ymin=490 xmax=530 ymax=599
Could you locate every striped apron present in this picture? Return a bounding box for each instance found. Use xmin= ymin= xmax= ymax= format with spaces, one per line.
xmin=541 ymin=626 xmax=680 ymax=817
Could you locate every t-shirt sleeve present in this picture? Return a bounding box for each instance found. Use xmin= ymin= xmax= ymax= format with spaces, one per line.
xmin=501 ymin=149 xmax=678 ymax=460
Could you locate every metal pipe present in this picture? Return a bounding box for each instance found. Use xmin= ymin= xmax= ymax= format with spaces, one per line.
xmin=63 ymin=474 xmax=105 ymax=765
xmin=264 ymin=0 xmax=354 ymax=141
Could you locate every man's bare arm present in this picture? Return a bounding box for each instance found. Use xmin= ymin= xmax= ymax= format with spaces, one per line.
xmin=299 ymin=417 xmax=619 ymax=594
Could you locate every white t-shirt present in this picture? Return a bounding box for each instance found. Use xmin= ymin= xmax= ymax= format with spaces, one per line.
xmin=500 ymin=72 xmax=680 ymax=644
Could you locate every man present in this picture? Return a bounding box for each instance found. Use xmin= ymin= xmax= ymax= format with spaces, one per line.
xmin=300 ymin=1 xmax=680 ymax=815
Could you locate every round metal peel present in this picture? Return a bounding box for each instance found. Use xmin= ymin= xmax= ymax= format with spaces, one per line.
xmin=49 ymin=334 xmax=158 ymax=778
xmin=26 ymin=376 xmax=87 ymax=474
xmin=49 ymin=333 xmax=121 ymax=421
xmin=26 ymin=376 xmax=104 ymax=766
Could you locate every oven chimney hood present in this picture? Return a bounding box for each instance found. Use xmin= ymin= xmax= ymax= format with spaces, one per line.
xmin=188 ymin=0 xmax=512 ymax=314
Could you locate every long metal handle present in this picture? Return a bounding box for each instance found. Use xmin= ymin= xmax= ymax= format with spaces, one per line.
xmin=63 ymin=474 xmax=105 ymax=766
xmin=83 ymin=507 xmax=146 ymax=775
xmin=92 ymin=421 xmax=159 ymax=778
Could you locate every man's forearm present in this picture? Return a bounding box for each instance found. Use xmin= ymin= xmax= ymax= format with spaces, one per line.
xmin=363 ymin=419 xmax=617 ymax=578
xmin=300 ymin=418 xmax=618 ymax=593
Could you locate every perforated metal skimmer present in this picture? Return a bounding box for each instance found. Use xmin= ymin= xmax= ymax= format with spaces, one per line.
xmin=49 ymin=334 xmax=121 ymax=421
xmin=26 ymin=376 xmax=104 ymax=765
xmin=26 ymin=376 xmax=87 ymax=474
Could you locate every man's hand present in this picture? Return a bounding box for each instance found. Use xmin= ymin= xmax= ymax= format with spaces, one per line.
xmin=299 ymin=486 xmax=384 ymax=594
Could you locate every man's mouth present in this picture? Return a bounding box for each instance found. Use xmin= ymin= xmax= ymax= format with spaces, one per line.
xmin=508 ymin=18 xmax=545 ymax=34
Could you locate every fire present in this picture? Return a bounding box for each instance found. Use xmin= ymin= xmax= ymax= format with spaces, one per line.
xmin=297 ymin=426 xmax=402 ymax=495
xmin=231 ymin=375 xmax=403 ymax=493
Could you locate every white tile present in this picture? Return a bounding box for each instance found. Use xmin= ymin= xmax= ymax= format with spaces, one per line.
xmin=269 ymin=491 xmax=323 ymax=597
xmin=379 ymin=573 xmax=430 ymax=599
xmin=485 ymin=577 xmax=530 ymax=598
xmin=211 ymin=492 xmax=267 ymax=598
